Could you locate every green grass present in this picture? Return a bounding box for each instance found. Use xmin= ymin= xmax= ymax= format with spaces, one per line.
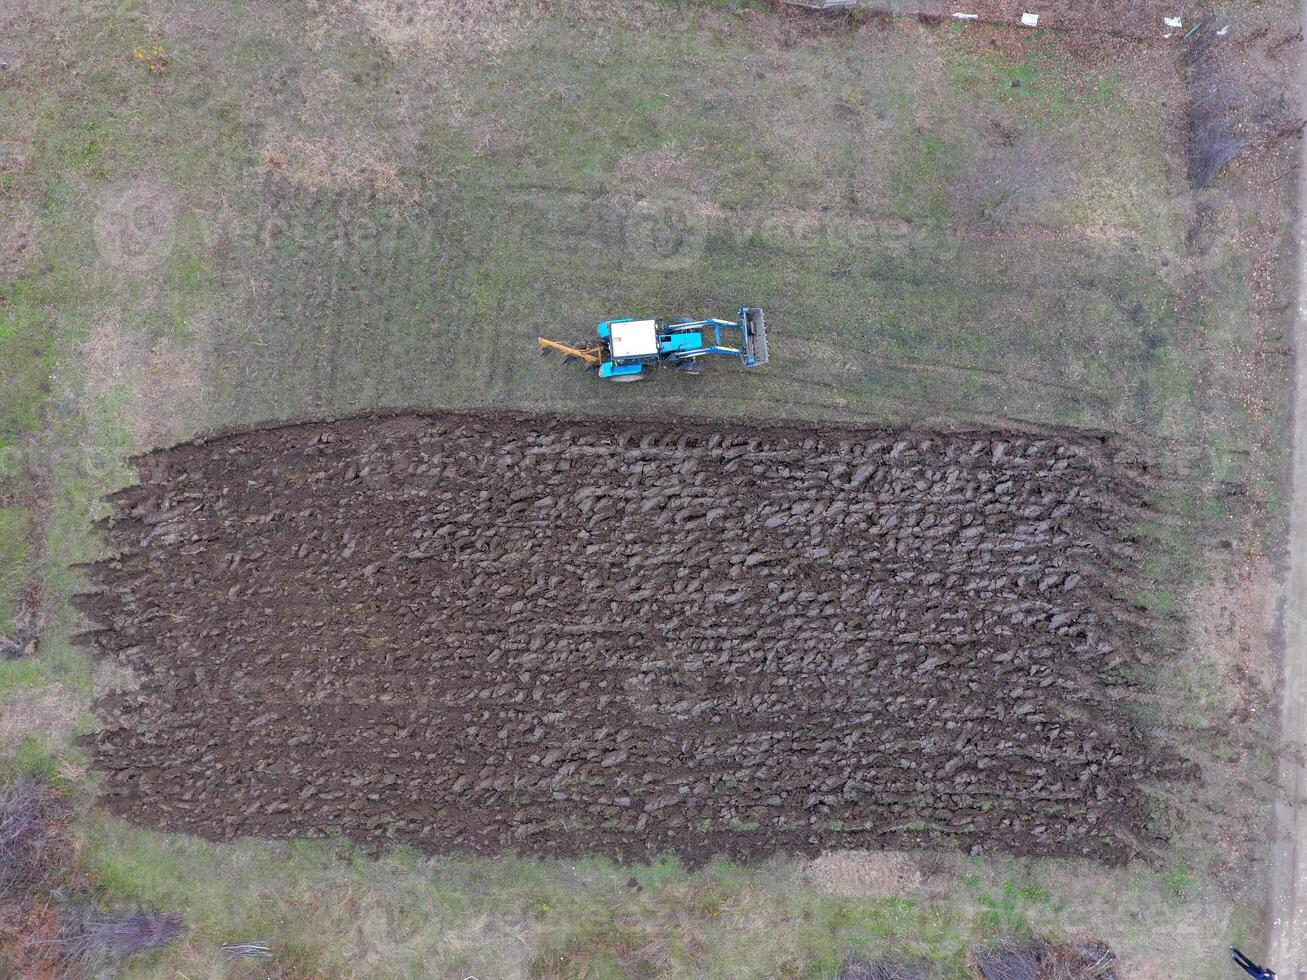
xmin=0 ymin=656 xmax=51 ymax=701
xmin=945 ymin=39 xmax=1084 ymax=123
xmin=0 ymin=280 xmax=56 ymax=457
xmin=0 ymin=508 xmax=32 ymax=633
xmin=0 ymin=735 xmax=77 ymax=786
xmin=76 ymin=819 xmax=1255 ymax=978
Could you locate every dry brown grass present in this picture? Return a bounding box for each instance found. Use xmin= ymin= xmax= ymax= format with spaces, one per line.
xmin=0 ymin=206 xmax=35 ymax=281
xmin=1035 ymin=863 xmax=1232 ymax=979
xmin=78 ymin=316 xmax=211 ymax=450
xmin=1187 ymin=553 xmax=1278 ymax=723
xmin=0 ymin=57 xmax=45 ymax=282
xmin=0 ymin=780 xmax=67 ymax=978
xmin=0 ymin=689 xmax=82 ymax=752
xmin=966 ymin=936 xmax=1117 ymax=979
xmin=91 ymin=178 xmax=179 ymax=276
xmin=310 ymin=0 xmax=531 ymax=60
xmin=615 ymin=143 xmax=713 ymax=197
xmin=258 ymin=128 xmax=407 ymax=198
xmin=802 ymin=850 xmax=924 ymax=899
xmin=57 ymin=909 xmax=187 ymax=968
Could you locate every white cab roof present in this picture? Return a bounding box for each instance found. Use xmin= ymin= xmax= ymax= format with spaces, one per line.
xmin=609 ymin=319 xmax=659 ymax=359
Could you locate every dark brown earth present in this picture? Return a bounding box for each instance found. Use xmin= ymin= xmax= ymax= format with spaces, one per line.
xmin=77 ymin=411 xmax=1181 ymax=864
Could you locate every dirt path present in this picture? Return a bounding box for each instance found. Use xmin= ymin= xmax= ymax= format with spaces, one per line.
xmin=1268 ymin=17 xmax=1307 ymax=975
xmin=78 ymin=412 xmax=1180 ymax=864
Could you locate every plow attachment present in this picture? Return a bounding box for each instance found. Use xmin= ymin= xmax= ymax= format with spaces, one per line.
xmin=538 ymin=337 xmax=604 ymax=367
xmin=742 ymin=307 xmax=768 ymax=367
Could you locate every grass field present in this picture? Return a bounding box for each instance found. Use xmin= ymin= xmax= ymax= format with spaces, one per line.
xmin=0 ymin=0 xmax=1297 ymax=975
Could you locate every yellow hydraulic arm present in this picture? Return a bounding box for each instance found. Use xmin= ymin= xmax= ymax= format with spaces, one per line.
xmin=537 ymin=337 xmax=603 ymax=366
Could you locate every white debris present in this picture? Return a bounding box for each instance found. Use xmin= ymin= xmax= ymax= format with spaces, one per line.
xmin=1021 ymin=12 xmax=1039 ymax=27
xmin=952 ymin=12 xmax=979 ymax=20
xmin=1164 ymin=16 xmax=1183 ymax=28
xmin=222 ymin=941 xmax=273 ymax=961
xmin=1217 ymin=24 xmax=1230 ymax=36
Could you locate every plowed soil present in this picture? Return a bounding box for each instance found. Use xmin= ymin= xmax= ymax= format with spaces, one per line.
xmin=77 ymin=411 xmax=1179 ymax=864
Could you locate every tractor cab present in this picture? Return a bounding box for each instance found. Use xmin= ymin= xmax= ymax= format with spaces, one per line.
xmin=598 ymin=319 xmax=706 ymax=381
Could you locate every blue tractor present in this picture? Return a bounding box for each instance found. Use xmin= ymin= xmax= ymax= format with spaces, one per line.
xmin=538 ymin=307 xmax=768 ymax=382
